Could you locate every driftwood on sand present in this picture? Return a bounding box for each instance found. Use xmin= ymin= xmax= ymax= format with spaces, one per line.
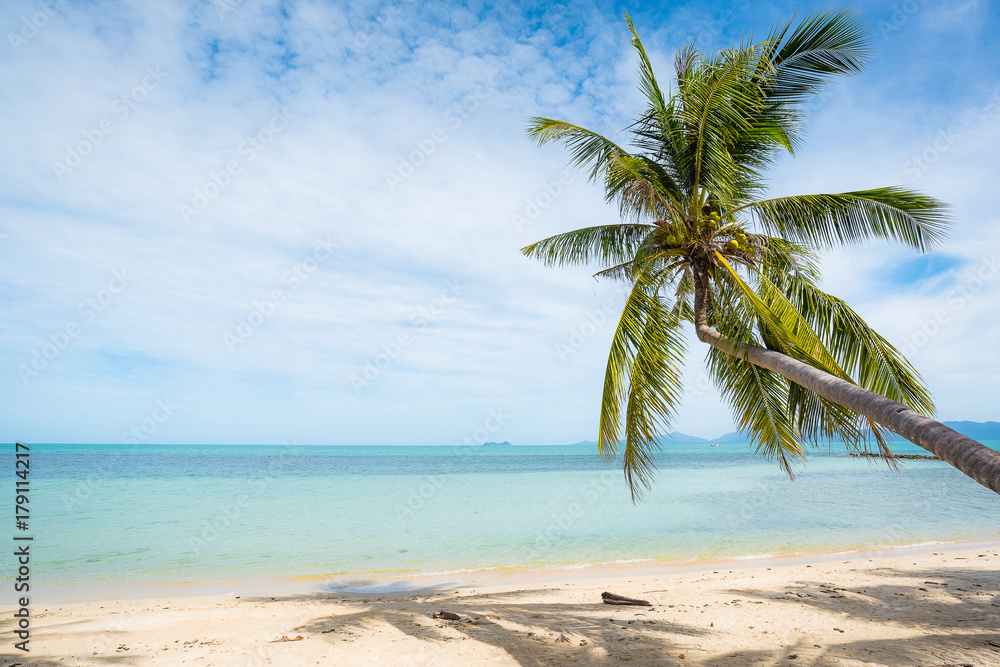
xmin=601 ymin=591 xmax=651 ymax=606
xmin=432 ymin=611 xmax=462 ymax=620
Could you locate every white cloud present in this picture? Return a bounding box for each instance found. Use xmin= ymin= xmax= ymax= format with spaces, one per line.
xmin=0 ymin=0 xmax=996 ymax=446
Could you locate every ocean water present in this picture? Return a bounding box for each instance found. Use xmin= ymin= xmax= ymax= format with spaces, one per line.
xmin=3 ymin=440 xmax=999 ymax=602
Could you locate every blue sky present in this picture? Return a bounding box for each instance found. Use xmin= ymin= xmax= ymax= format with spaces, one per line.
xmin=1 ymin=0 xmax=998 ymax=445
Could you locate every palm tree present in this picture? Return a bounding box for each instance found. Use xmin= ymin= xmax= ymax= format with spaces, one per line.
xmin=522 ymin=11 xmax=1000 ymax=499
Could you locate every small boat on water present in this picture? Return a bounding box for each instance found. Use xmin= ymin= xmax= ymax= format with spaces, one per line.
xmin=709 ymin=443 xmax=720 ymax=447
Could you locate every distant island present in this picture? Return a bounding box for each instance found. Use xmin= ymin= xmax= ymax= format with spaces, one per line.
xmin=564 ymin=421 xmax=1000 ymax=446
xmin=482 ymin=441 xmax=512 ymax=446
xmin=663 ymin=421 xmax=1000 ymax=445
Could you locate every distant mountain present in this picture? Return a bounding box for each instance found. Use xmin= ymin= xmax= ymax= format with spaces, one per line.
xmin=659 ymin=431 xmax=712 ymax=444
xmin=672 ymin=421 xmax=1000 ymax=444
xmin=567 ymin=440 xmax=598 ymax=447
xmin=565 ymin=421 xmax=1000 ymax=447
xmin=942 ymin=421 xmax=1000 ymax=440
xmin=482 ymin=441 xmax=512 ymax=446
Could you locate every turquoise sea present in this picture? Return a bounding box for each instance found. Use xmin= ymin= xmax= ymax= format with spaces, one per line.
xmin=3 ymin=440 xmax=999 ymax=602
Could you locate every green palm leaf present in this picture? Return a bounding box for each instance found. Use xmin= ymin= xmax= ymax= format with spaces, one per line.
xmin=520 ymin=224 xmax=656 ymax=268
xmin=598 ymin=266 xmax=687 ymax=500
xmin=706 ymin=341 xmax=804 ymax=476
xmin=773 ymin=275 xmax=935 ymax=415
xmin=762 ymin=10 xmax=870 ymax=105
xmin=604 ymin=153 xmax=684 ymax=220
xmin=735 ymin=188 xmax=949 ymax=251
xmin=526 ymin=119 xmax=629 ymax=183
xmin=516 ymin=11 xmax=996 ymax=499
xmin=625 ymin=12 xmax=668 ymax=118
xmin=715 ymin=254 xmax=912 ymax=457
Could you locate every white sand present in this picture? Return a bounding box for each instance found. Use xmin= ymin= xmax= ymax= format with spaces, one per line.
xmin=5 ymin=543 xmax=1000 ymax=665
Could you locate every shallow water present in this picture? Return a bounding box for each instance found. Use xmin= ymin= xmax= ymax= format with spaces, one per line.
xmin=3 ymin=440 xmax=998 ymax=601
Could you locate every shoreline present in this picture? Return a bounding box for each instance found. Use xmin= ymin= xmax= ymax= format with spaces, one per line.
xmin=324 ymin=536 xmax=1000 ymax=591
xmin=7 ymin=541 xmax=1000 ymax=665
xmin=20 ymin=535 xmax=1000 ymax=605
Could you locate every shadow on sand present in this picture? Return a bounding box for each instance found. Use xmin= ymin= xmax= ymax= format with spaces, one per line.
xmin=254 ymin=563 xmax=999 ymax=666
xmin=3 ymin=563 xmax=998 ymax=665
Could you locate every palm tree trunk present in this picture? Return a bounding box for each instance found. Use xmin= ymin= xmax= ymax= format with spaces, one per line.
xmin=692 ymin=266 xmax=1000 ymax=495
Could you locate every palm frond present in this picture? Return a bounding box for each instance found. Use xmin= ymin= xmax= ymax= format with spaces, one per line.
xmin=630 ymin=101 xmax=694 ymax=195
xmin=526 ymin=118 xmax=630 ymax=183
xmin=763 ymin=10 xmax=870 ymax=104
xmin=679 ymin=45 xmax=772 ymax=204
xmin=604 ymin=153 xmax=684 ymax=220
xmin=725 ymin=252 xmax=932 ymax=457
xmin=674 ymin=44 xmax=699 ymax=83
xmin=736 ymin=188 xmax=949 ymax=251
xmin=520 ymin=224 xmax=657 ymax=268
xmin=717 ymin=11 xmax=871 ymax=193
xmin=755 ymin=235 xmax=822 ymax=282
xmin=520 ymin=12 xmax=953 ymax=492
xmin=714 ymin=253 xmax=848 ymax=381
xmin=786 ymin=378 xmax=862 ymax=445
xmin=705 ymin=335 xmax=804 ymax=476
xmin=775 ymin=275 xmax=936 ymax=416
xmin=598 ymin=267 xmax=687 ymax=500
xmin=593 ymin=253 xmax=687 ymax=284
xmin=625 ymin=13 xmax=668 ymax=118
xmin=712 ymin=257 xmax=891 ymax=459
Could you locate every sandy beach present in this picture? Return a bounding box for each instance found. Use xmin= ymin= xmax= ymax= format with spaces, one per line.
xmin=4 ymin=542 xmax=1000 ymax=666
